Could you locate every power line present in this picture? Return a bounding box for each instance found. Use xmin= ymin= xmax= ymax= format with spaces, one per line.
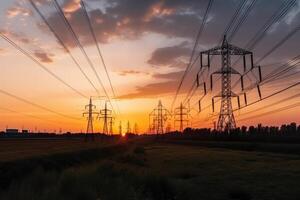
xmin=28 ymin=0 xmax=100 ymax=96
xmin=232 ymin=0 xmax=297 ymax=67
xmin=234 ymin=82 xmax=299 ymax=112
xmin=236 ymin=92 xmax=300 ymax=117
xmin=0 ymin=33 xmax=88 ymax=99
xmin=227 ymin=0 xmax=258 ymax=42
xmin=171 ymin=0 xmax=214 ymax=111
xmin=80 ymin=0 xmax=120 ymax=115
xmin=237 ymin=102 xmax=300 ymax=122
xmin=52 ymin=0 xmax=116 ymax=114
xmin=0 ymin=88 xmax=81 ymax=121
xmin=0 ymin=106 xmax=80 ymax=126
xmin=255 ymin=26 xmax=300 ymax=65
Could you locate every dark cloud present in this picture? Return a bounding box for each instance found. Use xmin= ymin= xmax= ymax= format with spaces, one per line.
xmin=148 ymin=42 xmax=190 ymax=67
xmin=34 ymin=51 xmax=54 ymax=63
xmin=118 ymin=80 xmax=177 ymax=99
xmin=32 ymin=0 xmax=211 ymax=48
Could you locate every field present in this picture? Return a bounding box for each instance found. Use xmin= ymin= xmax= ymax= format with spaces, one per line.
xmin=0 ymin=137 xmax=300 ymax=200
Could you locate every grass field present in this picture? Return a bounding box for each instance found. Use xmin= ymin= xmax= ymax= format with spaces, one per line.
xmin=0 ymin=138 xmax=115 ymax=162
xmin=0 ymin=137 xmax=300 ymax=200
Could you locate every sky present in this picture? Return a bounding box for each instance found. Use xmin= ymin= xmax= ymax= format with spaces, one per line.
xmin=0 ymin=0 xmax=299 ymax=133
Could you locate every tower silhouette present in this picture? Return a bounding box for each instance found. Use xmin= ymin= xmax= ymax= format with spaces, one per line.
xmin=174 ymin=102 xmax=189 ymax=132
xmin=126 ymin=121 xmax=131 ymax=134
xmin=201 ymin=35 xmax=253 ymax=131
xmin=99 ymin=101 xmax=113 ymax=135
xmin=83 ymin=97 xmax=98 ymax=140
xmin=149 ymin=100 xmax=172 ymax=134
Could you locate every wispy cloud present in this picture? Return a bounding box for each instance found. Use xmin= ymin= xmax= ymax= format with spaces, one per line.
xmin=6 ymin=6 xmax=32 ymax=18
xmin=118 ymin=80 xmax=177 ymax=99
xmin=34 ymin=51 xmax=55 ymax=63
xmin=118 ymin=70 xmax=149 ymax=76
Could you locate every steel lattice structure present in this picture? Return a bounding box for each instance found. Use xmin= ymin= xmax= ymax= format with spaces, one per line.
xmin=174 ymin=102 xmax=189 ymax=132
xmin=149 ymin=100 xmax=172 ymax=134
xmin=83 ymin=97 xmax=98 ymax=140
xmin=200 ymin=35 xmax=253 ymax=131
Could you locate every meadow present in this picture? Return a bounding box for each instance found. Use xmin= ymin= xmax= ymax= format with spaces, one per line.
xmin=0 ymin=137 xmax=300 ymax=200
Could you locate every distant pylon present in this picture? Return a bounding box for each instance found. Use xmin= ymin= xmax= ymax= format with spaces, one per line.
xmin=109 ymin=117 xmax=114 ymax=135
xmin=83 ymin=97 xmax=98 ymax=140
xmin=174 ymin=102 xmax=189 ymax=132
xmin=149 ymin=100 xmax=172 ymax=134
xmin=99 ymin=101 xmax=113 ymax=135
xmin=119 ymin=121 xmax=122 ymax=135
xmin=201 ymin=35 xmax=253 ymax=132
xmin=134 ymin=123 xmax=138 ymax=134
xmin=126 ymin=121 xmax=131 ymax=134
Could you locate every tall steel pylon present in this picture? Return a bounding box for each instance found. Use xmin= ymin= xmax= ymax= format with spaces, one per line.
xmin=174 ymin=102 xmax=189 ymax=132
xmin=149 ymin=100 xmax=172 ymax=134
xmin=83 ymin=97 xmax=98 ymax=140
xmin=200 ymin=35 xmax=253 ymax=131
xmin=99 ymin=101 xmax=113 ymax=135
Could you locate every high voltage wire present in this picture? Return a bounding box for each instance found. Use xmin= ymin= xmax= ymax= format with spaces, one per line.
xmin=227 ymin=0 xmax=258 ymax=42
xmin=80 ymin=0 xmax=121 ymax=115
xmin=232 ymin=0 xmax=297 ymax=67
xmin=0 ymin=89 xmax=81 ymax=121
xmin=245 ymin=0 xmax=296 ymax=51
xmin=0 ymin=33 xmax=88 ymax=99
xmin=28 ymin=0 xmax=100 ymax=97
xmin=230 ymin=55 xmax=300 ymax=93
xmin=236 ymin=92 xmax=300 ymax=117
xmin=171 ymin=0 xmax=214 ymax=111
xmin=237 ymin=102 xmax=300 ymax=122
xmin=193 ymin=77 xmax=299 ymax=124
xmin=254 ymin=26 xmax=300 ymax=65
xmin=52 ymin=0 xmax=116 ymax=115
xmin=0 ymin=106 xmax=79 ymax=126
xmin=233 ymin=82 xmax=299 ymax=112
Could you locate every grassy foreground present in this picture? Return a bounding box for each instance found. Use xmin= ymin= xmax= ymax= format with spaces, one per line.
xmin=0 ymin=139 xmax=300 ymax=200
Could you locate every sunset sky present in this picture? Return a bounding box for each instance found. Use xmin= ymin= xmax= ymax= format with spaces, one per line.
xmin=0 ymin=0 xmax=299 ymax=133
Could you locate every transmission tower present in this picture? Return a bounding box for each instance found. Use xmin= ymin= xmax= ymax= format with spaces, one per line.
xmin=83 ymin=97 xmax=98 ymax=140
xmin=109 ymin=117 xmax=114 ymax=135
xmin=99 ymin=101 xmax=113 ymax=135
xmin=126 ymin=121 xmax=131 ymax=134
xmin=149 ymin=100 xmax=172 ymax=134
xmin=200 ymin=35 xmax=253 ymax=131
xmin=134 ymin=123 xmax=138 ymax=134
xmin=174 ymin=102 xmax=189 ymax=132
xmin=119 ymin=121 xmax=122 ymax=135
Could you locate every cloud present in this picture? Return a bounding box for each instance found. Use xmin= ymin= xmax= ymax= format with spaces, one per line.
xmin=118 ymin=80 xmax=177 ymax=99
xmin=0 ymin=48 xmax=7 ymax=55
xmin=34 ymin=51 xmax=54 ymax=63
xmin=118 ymin=70 xmax=149 ymax=76
xmin=148 ymin=42 xmax=190 ymax=67
xmin=31 ymin=0 xmax=209 ymax=48
xmin=284 ymin=1 xmax=300 ymax=25
xmin=6 ymin=6 xmax=32 ymax=18
xmin=0 ymin=29 xmax=34 ymax=44
xmin=152 ymin=70 xmax=184 ymax=80
xmin=63 ymin=0 xmax=81 ymax=13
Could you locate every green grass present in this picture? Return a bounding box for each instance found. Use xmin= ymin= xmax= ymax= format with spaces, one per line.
xmin=1 ymin=141 xmax=300 ymax=200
